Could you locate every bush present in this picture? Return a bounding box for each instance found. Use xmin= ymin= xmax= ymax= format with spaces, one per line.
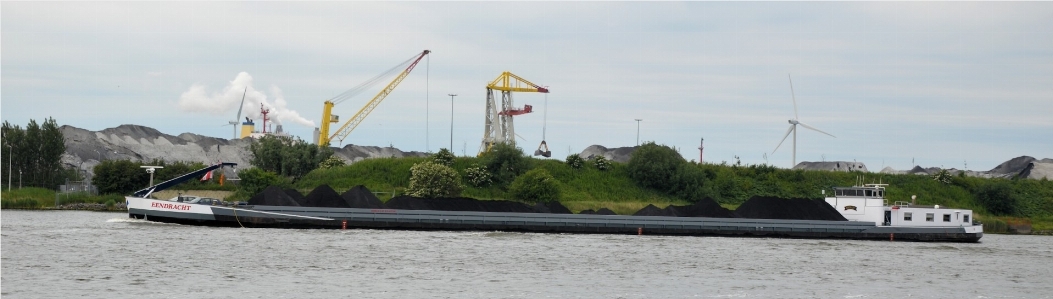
xmin=509 ymin=168 xmax=561 ymax=203
xmin=480 ymin=143 xmax=528 ymax=186
xmin=319 ymin=156 xmax=346 ymax=169
xmin=407 ymin=161 xmax=463 ymax=198
xmin=592 ymin=155 xmax=611 ymax=171
xmin=432 ymin=148 xmax=456 ymax=167
xmin=566 ymin=154 xmax=585 ymax=169
xmin=977 ymin=180 xmax=1016 ymax=215
xmin=104 ymin=199 xmax=116 ymax=209
xmin=627 ymin=142 xmax=686 ymax=191
xmin=464 ymin=164 xmax=493 ymax=187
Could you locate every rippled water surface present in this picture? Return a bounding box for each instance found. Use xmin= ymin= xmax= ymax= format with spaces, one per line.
xmin=3 ymin=210 xmax=1052 ymax=298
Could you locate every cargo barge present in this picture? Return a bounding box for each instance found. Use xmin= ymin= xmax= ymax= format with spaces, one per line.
xmin=126 ymin=163 xmax=982 ymax=242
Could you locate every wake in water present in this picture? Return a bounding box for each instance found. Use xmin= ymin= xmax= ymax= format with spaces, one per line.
xmin=106 ymin=217 xmax=180 ymax=226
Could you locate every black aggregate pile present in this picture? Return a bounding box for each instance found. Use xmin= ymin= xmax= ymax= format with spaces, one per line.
xmin=341 ymin=185 xmax=386 ymax=209
xmin=665 ymin=197 xmax=738 ymax=218
xmin=734 ymin=196 xmax=847 ymax=221
xmin=301 ymin=185 xmax=350 ymax=208
xmin=284 ymin=188 xmax=306 ymax=205
xmin=633 ymin=204 xmax=675 ymax=216
xmin=385 ymin=195 xmax=537 ymax=213
xmin=533 ymin=201 xmax=573 ymax=214
xmin=248 ymin=186 xmax=301 ymax=206
xmin=578 ymin=209 xmax=596 ymax=214
xmin=593 ymin=208 xmax=617 ymax=215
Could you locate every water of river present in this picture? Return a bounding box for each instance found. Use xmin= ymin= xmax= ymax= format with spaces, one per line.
xmin=2 ymin=210 xmax=1051 ymax=298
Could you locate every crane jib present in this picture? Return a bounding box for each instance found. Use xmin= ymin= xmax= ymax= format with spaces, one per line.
xmin=317 ymin=50 xmax=431 ymax=147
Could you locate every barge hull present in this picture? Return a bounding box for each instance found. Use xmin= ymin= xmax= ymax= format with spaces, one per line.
xmin=128 ymin=197 xmax=982 ymax=242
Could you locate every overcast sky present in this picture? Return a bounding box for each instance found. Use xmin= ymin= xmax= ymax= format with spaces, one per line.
xmin=3 ymin=2 xmax=1051 ymax=171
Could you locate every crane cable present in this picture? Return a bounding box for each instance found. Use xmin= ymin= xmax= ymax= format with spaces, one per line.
xmin=330 ymin=52 xmax=421 ymax=105
xmin=542 ymin=93 xmax=548 ymax=140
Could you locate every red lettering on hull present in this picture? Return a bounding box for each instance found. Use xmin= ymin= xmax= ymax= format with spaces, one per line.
xmin=151 ymin=201 xmax=192 ymax=211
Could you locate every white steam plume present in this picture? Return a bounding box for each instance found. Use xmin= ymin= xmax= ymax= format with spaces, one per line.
xmin=178 ymin=72 xmax=316 ymax=127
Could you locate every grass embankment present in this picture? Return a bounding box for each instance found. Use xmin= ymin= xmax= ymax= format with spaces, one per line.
xmin=1 ymin=187 xmax=125 ymax=210
xmin=295 ymin=157 xmax=688 ymax=215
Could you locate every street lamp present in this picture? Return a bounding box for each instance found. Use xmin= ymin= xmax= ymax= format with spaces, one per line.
xmin=635 ymin=119 xmax=643 ymax=146
xmin=448 ymin=93 xmax=457 ymax=153
xmin=4 ymin=142 xmax=11 ymax=191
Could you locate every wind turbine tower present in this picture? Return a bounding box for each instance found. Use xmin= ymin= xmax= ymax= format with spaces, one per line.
xmin=227 ymin=88 xmax=247 ymax=139
xmin=698 ymin=137 xmax=704 ymax=163
xmin=771 ymin=75 xmax=836 ymax=168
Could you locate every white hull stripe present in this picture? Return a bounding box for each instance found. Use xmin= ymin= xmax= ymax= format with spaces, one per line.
xmin=211 ymin=206 xmax=334 ymax=221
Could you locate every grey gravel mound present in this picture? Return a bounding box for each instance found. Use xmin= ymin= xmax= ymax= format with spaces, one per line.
xmin=990 ymin=156 xmax=1039 ymax=176
xmin=1017 ymin=162 xmax=1053 ymax=180
xmin=793 ymin=161 xmax=868 ymax=172
xmin=578 ymin=145 xmax=638 ymax=163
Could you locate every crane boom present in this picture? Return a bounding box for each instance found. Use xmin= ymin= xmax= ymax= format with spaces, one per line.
xmin=318 ymin=50 xmax=430 ymax=147
xmin=487 ymin=72 xmax=550 ymax=93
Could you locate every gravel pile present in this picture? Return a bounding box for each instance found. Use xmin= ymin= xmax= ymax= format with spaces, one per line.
xmin=247 ymin=186 xmax=301 ymax=206
xmin=341 ymin=185 xmax=386 ymax=209
xmin=734 ymin=196 xmax=845 ymax=221
xmin=385 ymin=196 xmax=538 ymax=213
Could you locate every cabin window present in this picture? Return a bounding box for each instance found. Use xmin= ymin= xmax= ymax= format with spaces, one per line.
xmin=926 ymin=213 xmax=934 ymax=222
xmin=865 ymin=190 xmax=873 ymax=197
xmin=963 ymin=215 xmax=970 ymax=223
xmin=943 ymin=214 xmax=951 ymax=222
xmin=904 ymin=212 xmax=913 ymax=221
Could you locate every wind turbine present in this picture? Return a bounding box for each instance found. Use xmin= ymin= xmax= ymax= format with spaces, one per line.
xmin=226 ymin=87 xmax=247 ymax=139
xmin=772 ymin=75 xmax=836 ymax=168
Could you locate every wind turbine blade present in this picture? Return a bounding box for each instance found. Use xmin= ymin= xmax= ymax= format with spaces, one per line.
xmin=235 ymin=87 xmax=247 ymax=121
xmin=788 ymin=74 xmax=798 ymax=120
xmin=772 ymin=124 xmax=795 ymax=154
xmin=798 ymin=122 xmax=836 ymax=138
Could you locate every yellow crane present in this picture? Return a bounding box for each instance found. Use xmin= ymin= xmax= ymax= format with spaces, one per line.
xmin=479 ymin=71 xmax=549 ymax=155
xmin=318 ymin=50 xmax=431 ymax=147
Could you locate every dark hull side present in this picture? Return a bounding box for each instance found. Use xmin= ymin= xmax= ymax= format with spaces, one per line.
xmin=127 ymin=200 xmax=982 ymax=243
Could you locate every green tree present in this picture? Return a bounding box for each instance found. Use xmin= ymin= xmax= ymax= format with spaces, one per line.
xmin=509 ymin=168 xmax=561 ymax=203
xmin=93 ymin=160 xmax=149 ymax=194
xmin=2 ymin=118 xmax=69 ymax=189
xmin=249 ymin=135 xmax=332 ymax=178
xmin=235 ymin=168 xmax=290 ymax=198
xmin=407 ymin=161 xmax=462 ymax=198
xmin=627 ymin=142 xmax=686 ymax=191
xmin=479 ymin=143 xmax=528 ymax=186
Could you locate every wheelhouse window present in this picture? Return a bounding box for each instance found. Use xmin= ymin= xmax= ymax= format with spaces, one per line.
xmin=926 ymin=213 xmax=934 ymax=222
xmin=964 ymin=215 xmax=970 ymax=223
xmin=904 ymin=212 xmax=913 ymax=221
xmin=943 ymin=214 xmax=951 ymax=222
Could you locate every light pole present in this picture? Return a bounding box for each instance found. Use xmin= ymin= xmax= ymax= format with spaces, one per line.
xmin=448 ymin=93 xmax=457 ymax=153
xmin=634 ymin=119 xmax=642 ymax=146
xmin=5 ymin=143 xmax=11 ymax=191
